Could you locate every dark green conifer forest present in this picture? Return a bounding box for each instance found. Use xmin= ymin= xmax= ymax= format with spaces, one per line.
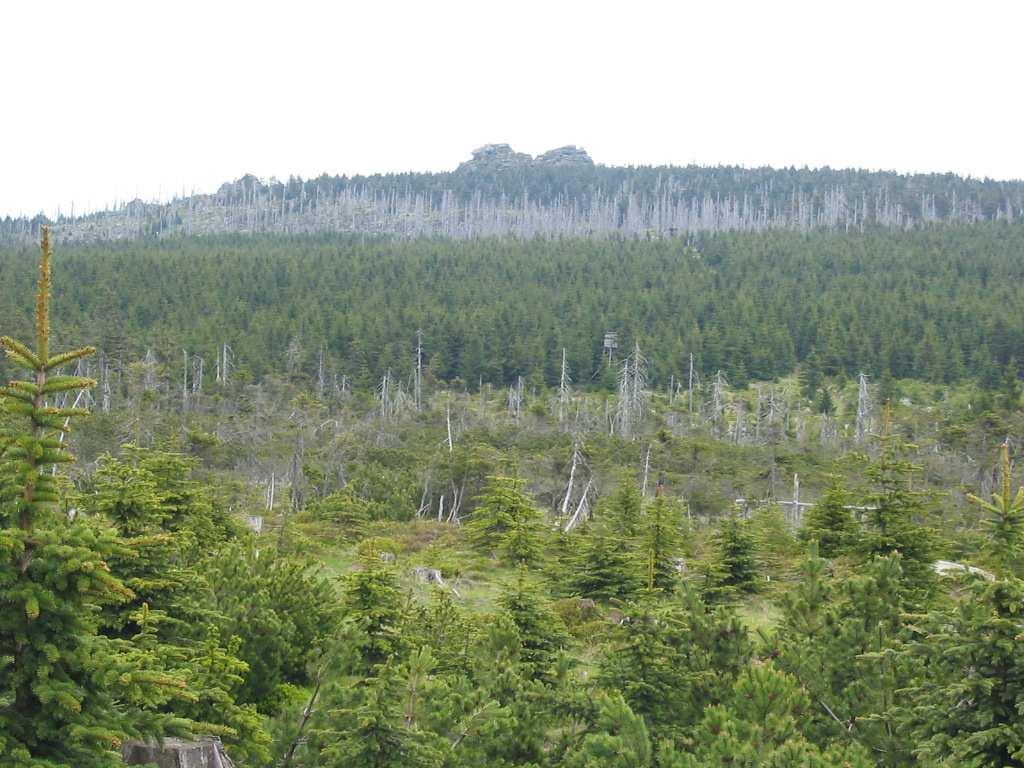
xmin=4 ymin=222 xmax=1024 ymax=767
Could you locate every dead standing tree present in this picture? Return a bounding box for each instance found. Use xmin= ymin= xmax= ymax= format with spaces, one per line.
xmin=378 ymin=369 xmax=412 ymax=422
xmin=142 ymin=348 xmax=159 ymax=392
xmin=561 ymin=441 xmax=595 ymax=532
xmin=687 ymin=352 xmax=700 ymax=420
xmin=215 ymin=343 xmax=233 ymax=385
xmin=191 ymin=354 xmax=204 ymax=398
xmin=855 ymin=372 xmax=875 ymax=444
xmin=730 ymin=400 xmax=747 ymax=444
xmin=181 ymin=349 xmax=189 ymax=411
xmin=415 ymin=329 xmax=424 ymax=412
xmin=285 ymin=336 xmax=303 ymax=379
xmin=708 ymin=370 xmax=728 ymax=437
xmin=819 ymin=414 xmax=838 ymax=446
xmin=565 ymin=442 xmax=598 ymax=532
xmin=507 ymin=376 xmax=524 ymax=421
xmin=615 ymin=342 xmax=649 ymax=439
xmin=558 ymin=347 xmax=571 ymax=429
xmin=317 ymin=344 xmax=327 ymax=398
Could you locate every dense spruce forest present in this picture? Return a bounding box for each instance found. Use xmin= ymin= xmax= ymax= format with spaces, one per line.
xmin=4 ymin=220 xmax=1024 ymax=768
xmin=3 ymin=224 xmax=1024 ymax=391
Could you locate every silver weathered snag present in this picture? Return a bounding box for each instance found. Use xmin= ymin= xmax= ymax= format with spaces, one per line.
xmin=415 ymin=329 xmax=424 ymax=412
xmin=285 ymin=336 xmax=303 ymax=378
xmin=317 ymin=344 xmax=326 ymax=397
xmin=709 ymin=370 xmax=728 ymax=436
xmin=558 ymin=348 xmax=571 ymax=428
xmin=191 ymin=355 xmax=204 ymax=395
xmin=216 ymin=343 xmax=233 ymax=385
xmin=446 ymin=398 xmax=454 ymax=454
xmin=819 ymin=414 xmax=837 ymax=445
xmin=731 ymin=400 xmax=746 ymax=444
xmin=289 ymin=434 xmax=305 ymax=511
xmin=380 ymin=370 xmax=391 ymax=419
xmin=688 ymin=352 xmax=696 ymax=414
xmin=615 ymin=342 xmax=648 ymax=439
xmin=560 ymin=441 xmax=586 ymax=520
xmin=143 ymin=348 xmax=158 ymax=392
xmin=100 ymin=352 xmax=111 ymax=413
xmin=508 ymin=376 xmax=524 ymax=421
xmin=855 ymin=372 xmax=875 ymax=443
xmin=641 ymin=444 xmax=652 ymax=495
xmin=182 ymin=349 xmax=189 ymax=409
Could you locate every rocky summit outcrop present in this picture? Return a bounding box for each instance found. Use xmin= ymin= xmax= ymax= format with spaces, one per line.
xmin=535 ymin=145 xmax=593 ymax=167
xmin=456 ymin=143 xmax=533 ymax=173
xmin=456 ymin=144 xmax=593 ymax=173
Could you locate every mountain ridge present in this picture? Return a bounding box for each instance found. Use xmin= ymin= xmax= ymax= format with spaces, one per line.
xmin=3 ymin=144 xmax=1022 ymax=243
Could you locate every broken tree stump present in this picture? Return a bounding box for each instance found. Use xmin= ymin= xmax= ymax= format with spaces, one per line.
xmin=122 ymin=737 xmax=235 ymax=768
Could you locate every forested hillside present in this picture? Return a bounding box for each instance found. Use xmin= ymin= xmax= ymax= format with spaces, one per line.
xmin=4 ymin=225 xmax=1024 ymax=768
xmin=1 ymin=224 xmax=1023 ymax=393
xmin=3 ymin=145 xmax=1023 ymax=242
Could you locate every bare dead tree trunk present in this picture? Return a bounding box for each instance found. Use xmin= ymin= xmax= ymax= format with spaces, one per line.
xmin=182 ymin=349 xmax=189 ymax=411
xmin=855 ymin=372 xmax=874 ymax=444
xmin=446 ymin=398 xmax=454 ymax=454
xmin=560 ymin=442 xmax=580 ymax=518
xmin=415 ymin=329 xmax=424 ymax=412
xmin=143 ymin=348 xmax=157 ymax=392
xmin=688 ymin=352 xmax=698 ymax=417
xmin=791 ymin=473 xmax=801 ymax=527
xmin=379 ymin=370 xmax=393 ymax=420
xmin=616 ymin=343 xmax=648 ymax=439
xmin=100 ymin=352 xmax=111 ymax=413
xmin=641 ymin=444 xmax=652 ymax=495
xmin=507 ymin=376 xmax=524 ymax=421
xmin=710 ymin=370 xmax=728 ymax=437
xmin=564 ymin=478 xmax=593 ymax=532
xmin=191 ymin=355 xmax=204 ymax=397
xmin=558 ymin=348 xmax=570 ymax=428
xmin=289 ymin=435 xmax=305 ymax=512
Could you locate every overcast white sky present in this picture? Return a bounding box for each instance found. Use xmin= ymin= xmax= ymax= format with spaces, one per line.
xmin=3 ymin=0 xmax=1022 ymax=217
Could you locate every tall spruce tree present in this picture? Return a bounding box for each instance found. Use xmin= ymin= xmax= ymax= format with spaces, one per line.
xmin=599 ymin=589 xmax=751 ymax=746
xmin=0 ymin=230 xmax=190 ymax=766
xmin=568 ymin=519 xmax=640 ymax=601
xmin=641 ymin=493 xmax=682 ymax=593
xmin=774 ymin=553 xmax=912 ymax=760
xmin=563 ymin=692 xmax=652 ymax=768
xmin=705 ymin=508 xmax=758 ymax=601
xmin=467 ymin=475 xmax=543 ymax=563
xmin=604 ymin=478 xmax=644 ymax=538
xmin=857 ymin=429 xmax=936 ymax=597
xmin=967 ymin=441 xmax=1024 ymax=577
xmin=900 ymin=577 xmax=1024 ymax=767
xmin=800 ymin=475 xmax=857 ymax=559
xmin=498 ymin=567 xmax=568 ymax=677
